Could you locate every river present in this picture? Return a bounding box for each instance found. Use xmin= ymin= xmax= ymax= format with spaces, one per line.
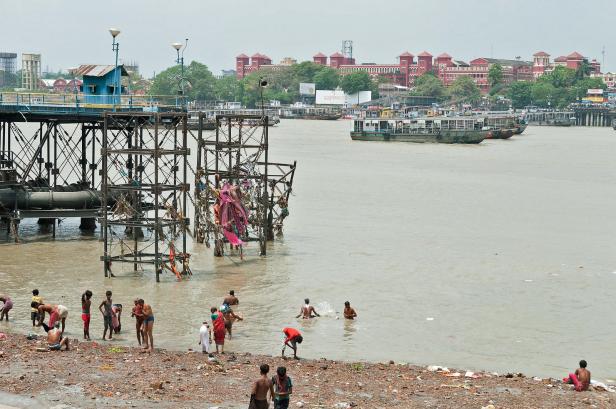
xmin=1 ymin=121 xmax=616 ymax=381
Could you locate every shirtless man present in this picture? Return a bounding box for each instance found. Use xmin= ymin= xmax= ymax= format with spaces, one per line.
xmin=343 ymin=301 xmax=357 ymax=320
xmin=99 ymin=290 xmax=114 ymax=340
xmin=296 ymin=298 xmax=320 ymax=319
xmin=222 ymin=306 xmax=243 ymax=339
xmin=33 ymin=303 xmax=68 ymax=334
xmin=563 ymin=360 xmax=591 ymax=392
xmin=47 ymin=322 xmax=70 ymax=351
xmin=251 ymin=364 xmax=274 ymax=409
xmin=223 ymin=290 xmax=239 ymax=306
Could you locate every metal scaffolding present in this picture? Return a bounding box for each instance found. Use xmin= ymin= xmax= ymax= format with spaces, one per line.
xmin=101 ymin=112 xmax=190 ymax=282
xmin=0 ymin=115 xmax=102 ymax=241
xmin=193 ymin=113 xmax=296 ymax=257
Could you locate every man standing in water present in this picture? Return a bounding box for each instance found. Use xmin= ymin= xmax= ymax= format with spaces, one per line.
xmin=222 ymin=304 xmax=243 ymax=339
xmin=98 ymin=290 xmax=114 ymax=340
xmin=296 ymin=298 xmax=320 ymax=319
xmin=343 ymin=301 xmax=357 ymax=320
xmin=250 ymin=364 xmax=274 ymax=409
xmin=281 ymin=327 xmax=303 ymax=360
xmin=140 ymin=299 xmax=155 ymax=352
xmin=223 ymin=290 xmax=239 ymax=306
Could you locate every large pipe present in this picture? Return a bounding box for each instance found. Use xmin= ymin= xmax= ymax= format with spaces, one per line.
xmin=0 ymin=188 xmax=101 ymax=210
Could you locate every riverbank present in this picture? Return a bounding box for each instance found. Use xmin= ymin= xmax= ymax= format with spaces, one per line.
xmin=0 ymin=331 xmax=614 ymax=408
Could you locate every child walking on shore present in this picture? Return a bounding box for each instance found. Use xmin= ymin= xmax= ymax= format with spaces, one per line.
xmin=81 ymin=290 xmax=92 ymax=340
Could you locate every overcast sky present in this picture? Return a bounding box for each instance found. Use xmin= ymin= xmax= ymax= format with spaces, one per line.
xmin=4 ymin=0 xmax=615 ymax=76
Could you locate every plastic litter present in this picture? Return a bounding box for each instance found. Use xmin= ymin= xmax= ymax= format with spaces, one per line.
xmin=427 ymin=365 xmax=449 ymax=372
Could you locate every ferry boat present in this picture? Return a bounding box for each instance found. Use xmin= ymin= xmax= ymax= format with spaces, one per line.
xmin=280 ymin=106 xmax=341 ymax=120
xmin=350 ymin=116 xmax=488 ymax=144
xmin=483 ymin=115 xmax=518 ymax=139
xmin=187 ymin=109 xmax=280 ymax=130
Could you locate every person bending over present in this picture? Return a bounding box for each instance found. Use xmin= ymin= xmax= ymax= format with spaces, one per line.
xmin=281 ymin=327 xmax=303 ymax=360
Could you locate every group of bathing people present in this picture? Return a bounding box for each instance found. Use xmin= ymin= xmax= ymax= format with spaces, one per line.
xmin=1 ymin=290 xmax=592 ymax=403
xmin=0 ymin=292 xmax=357 ymax=360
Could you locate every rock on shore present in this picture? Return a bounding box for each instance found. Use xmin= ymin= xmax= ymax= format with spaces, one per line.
xmin=0 ymin=332 xmax=614 ymax=408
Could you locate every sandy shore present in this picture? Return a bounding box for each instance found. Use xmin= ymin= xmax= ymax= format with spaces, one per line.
xmin=0 ymin=330 xmax=615 ymax=408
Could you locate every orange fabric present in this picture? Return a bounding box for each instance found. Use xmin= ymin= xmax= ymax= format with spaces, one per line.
xmin=283 ymin=327 xmax=301 ymax=343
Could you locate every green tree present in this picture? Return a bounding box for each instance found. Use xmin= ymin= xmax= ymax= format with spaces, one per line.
xmin=539 ymin=66 xmax=576 ymax=88
xmin=411 ymin=72 xmax=446 ymax=98
xmin=340 ymin=71 xmax=374 ymax=95
xmin=313 ymin=67 xmax=339 ymax=90
xmin=213 ymin=75 xmax=240 ymax=101
xmin=149 ymin=61 xmax=216 ymax=101
xmin=507 ymin=81 xmax=533 ymax=108
xmin=575 ymin=60 xmax=592 ymax=80
xmin=530 ymin=82 xmax=556 ymax=107
xmin=292 ymin=61 xmax=323 ymax=83
xmin=448 ymin=75 xmax=481 ymax=104
xmin=488 ymin=63 xmax=503 ymax=88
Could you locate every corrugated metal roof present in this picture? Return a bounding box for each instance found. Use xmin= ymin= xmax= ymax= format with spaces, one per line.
xmin=72 ymin=64 xmax=128 ymax=77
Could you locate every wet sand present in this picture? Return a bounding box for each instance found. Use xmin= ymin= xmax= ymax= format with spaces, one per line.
xmin=1 ymin=330 xmax=614 ymax=408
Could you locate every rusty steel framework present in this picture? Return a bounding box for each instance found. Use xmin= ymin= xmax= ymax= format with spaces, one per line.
xmin=193 ymin=114 xmax=296 ymax=257
xmin=101 ymin=112 xmax=190 ymax=282
xmin=0 ymin=116 xmax=103 ymax=241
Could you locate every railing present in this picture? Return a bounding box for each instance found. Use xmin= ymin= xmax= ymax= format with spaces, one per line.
xmin=0 ymin=92 xmax=182 ymax=112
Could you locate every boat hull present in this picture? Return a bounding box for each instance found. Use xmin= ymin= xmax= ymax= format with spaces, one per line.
xmin=350 ymin=129 xmax=487 ymax=144
xmin=514 ymin=123 xmax=527 ymax=134
xmin=487 ymin=128 xmax=515 ymax=139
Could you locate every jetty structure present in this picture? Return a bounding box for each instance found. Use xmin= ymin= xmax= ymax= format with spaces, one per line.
xmin=0 ymin=32 xmax=296 ymax=282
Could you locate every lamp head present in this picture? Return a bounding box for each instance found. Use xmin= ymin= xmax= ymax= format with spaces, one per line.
xmin=259 ymin=78 xmax=268 ymax=87
xmin=109 ymin=28 xmax=121 ymax=38
xmin=172 ymin=42 xmax=183 ymax=51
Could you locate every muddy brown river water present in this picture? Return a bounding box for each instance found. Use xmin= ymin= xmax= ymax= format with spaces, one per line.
xmin=1 ymin=121 xmax=616 ymax=382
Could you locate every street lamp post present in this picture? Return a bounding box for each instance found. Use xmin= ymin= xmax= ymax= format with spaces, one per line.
xmin=109 ymin=28 xmax=121 ymax=111
xmin=172 ymin=38 xmax=188 ymax=110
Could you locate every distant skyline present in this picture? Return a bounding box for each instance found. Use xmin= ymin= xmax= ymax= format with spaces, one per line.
xmin=4 ymin=0 xmax=615 ymax=76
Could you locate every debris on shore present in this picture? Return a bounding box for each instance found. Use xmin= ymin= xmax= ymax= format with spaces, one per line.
xmin=0 ymin=331 xmax=614 ymax=408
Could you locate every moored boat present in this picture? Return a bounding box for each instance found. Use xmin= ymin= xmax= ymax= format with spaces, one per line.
xmin=280 ymin=106 xmax=342 ymax=120
xmin=483 ymin=115 xmax=518 ymax=139
xmin=350 ymin=117 xmax=488 ymax=144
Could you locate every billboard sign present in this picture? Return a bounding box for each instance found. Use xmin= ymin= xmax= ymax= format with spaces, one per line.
xmin=587 ymin=88 xmax=604 ymax=95
xmin=299 ymin=82 xmax=316 ymax=96
xmin=316 ymin=90 xmax=346 ymax=105
xmin=345 ymin=91 xmax=372 ymax=105
xmin=316 ymin=90 xmax=372 ymax=105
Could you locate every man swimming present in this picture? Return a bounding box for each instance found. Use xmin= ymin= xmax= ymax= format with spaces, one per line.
xmin=281 ymin=327 xmax=303 ymax=360
xmin=295 ymin=298 xmax=320 ymax=319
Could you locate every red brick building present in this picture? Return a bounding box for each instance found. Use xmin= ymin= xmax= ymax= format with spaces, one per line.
xmin=532 ymin=51 xmax=601 ymax=78
xmin=235 ymin=49 xmax=601 ymax=92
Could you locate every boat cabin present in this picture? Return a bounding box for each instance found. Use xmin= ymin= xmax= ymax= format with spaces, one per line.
xmin=353 ymin=117 xmax=485 ymax=134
